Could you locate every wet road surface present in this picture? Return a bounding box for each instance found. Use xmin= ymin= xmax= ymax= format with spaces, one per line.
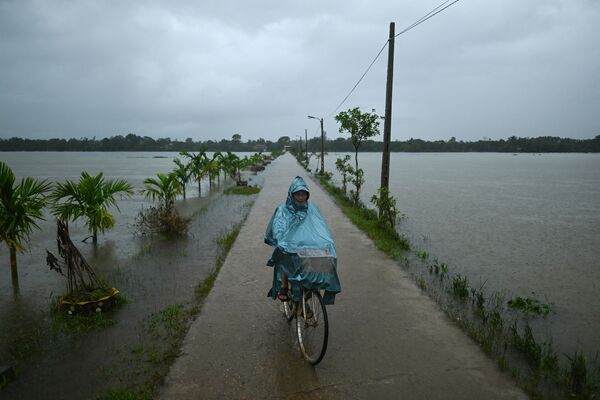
xmin=157 ymin=154 xmax=527 ymax=400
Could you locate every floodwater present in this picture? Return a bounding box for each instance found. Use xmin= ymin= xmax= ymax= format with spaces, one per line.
xmin=316 ymin=152 xmax=600 ymax=358
xmin=0 ymin=151 xmax=264 ymax=399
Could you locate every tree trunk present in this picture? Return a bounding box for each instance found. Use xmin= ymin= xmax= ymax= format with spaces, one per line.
xmin=93 ymin=226 xmax=98 ymax=244
xmin=10 ymin=246 xmax=19 ymax=288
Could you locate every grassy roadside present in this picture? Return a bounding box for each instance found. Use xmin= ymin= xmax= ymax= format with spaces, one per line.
xmin=314 ymin=175 xmax=409 ymax=258
xmin=308 ymin=164 xmax=599 ymax=399
xmin=94 ymin=196 xmax=255 ymax=400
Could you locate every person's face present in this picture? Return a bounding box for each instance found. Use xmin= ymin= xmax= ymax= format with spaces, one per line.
xmin=293 ymin=190 xmax=308 ymax=205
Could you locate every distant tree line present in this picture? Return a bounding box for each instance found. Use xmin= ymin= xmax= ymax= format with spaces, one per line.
xmin=0 ymin=134 xmax=275 ymax=152
xmin=322 ymin=135 xmax=600 ymax=153
xmin=1 ymin=133 xmax=598 ymax=153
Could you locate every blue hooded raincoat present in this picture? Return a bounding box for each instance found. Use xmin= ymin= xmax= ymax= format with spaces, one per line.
xmin=265 ymin=176 xmax=341 ymax=304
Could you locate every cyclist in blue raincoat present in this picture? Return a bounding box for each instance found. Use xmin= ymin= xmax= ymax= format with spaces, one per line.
xmin=265 ymin=176 xmax=341 ymax=305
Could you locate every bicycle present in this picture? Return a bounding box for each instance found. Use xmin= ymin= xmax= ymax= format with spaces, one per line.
xmin=281 ymin=285 xmax=329 ymax=365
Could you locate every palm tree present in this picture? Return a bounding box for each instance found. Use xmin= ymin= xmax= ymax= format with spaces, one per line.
xmin=205 ymin=152 xmax=222 ymax=190
xmin=250 ymin=153 xmax=265 ymax=169
xmin=213 ymin=151 xmax=225 ymax=185
xmin=172 ymin=158 xmax=191 ymax=199
xmin=50 ymin=171 xmax=134 ymax=244
xmin=220 ymin=152 xmax=238 ymax=182
xmin=0 ymin=161 xmax=52 ymax=285
xmin=181 ymin=149 xmax=208 ymax=197
xmin=230 ymin=155 xmax=251 ymax=184
xmin=142 ymin=172 xmax=182 ymax=209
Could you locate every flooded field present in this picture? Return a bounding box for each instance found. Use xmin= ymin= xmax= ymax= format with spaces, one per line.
xmin=316 ymin=152 xmax=600 ymax=359
xmin=0 ymin=151 xmax=265 ymax=399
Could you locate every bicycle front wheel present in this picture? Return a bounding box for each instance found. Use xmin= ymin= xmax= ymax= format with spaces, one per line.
xmin=296 ymin=289 xmax=328 ymax=365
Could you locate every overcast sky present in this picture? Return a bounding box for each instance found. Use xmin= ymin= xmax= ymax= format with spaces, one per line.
xmin=1 ymin=0 xmax=599 ymax=143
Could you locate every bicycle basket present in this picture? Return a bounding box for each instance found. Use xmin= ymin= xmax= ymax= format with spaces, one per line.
xmin=296 ymin=248 xmax=336 ymax=273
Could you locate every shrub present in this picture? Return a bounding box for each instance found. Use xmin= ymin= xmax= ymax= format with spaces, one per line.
xmin=134 ymin=206 xmax=191 ymax=237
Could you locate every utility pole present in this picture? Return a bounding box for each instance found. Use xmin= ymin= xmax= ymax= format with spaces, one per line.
xmin=308 ymin=115 xmax=325 ymax=175
xmin=320 ymin=117 xmax=325 ymax=174
xmin=305 ymin=128 xmax=308 ymax=164
xmin=380 ymin=22 xmax=395 ymax=202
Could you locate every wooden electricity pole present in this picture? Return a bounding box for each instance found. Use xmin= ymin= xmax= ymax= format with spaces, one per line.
xmin=380 ymin=22 xmax=395 ymax=200
xmin=305 ymin=128 xmax=308 ymax=163
xmin=319 ymin=117 xmax=325 ymax=174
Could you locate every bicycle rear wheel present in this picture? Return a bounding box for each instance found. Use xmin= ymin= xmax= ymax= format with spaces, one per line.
xmin=296 ymin=289 xmax=328 ymax=365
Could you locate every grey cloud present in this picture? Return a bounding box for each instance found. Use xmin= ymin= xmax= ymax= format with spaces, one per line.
xmin=0 ymin=0 xmax=599 ymax=141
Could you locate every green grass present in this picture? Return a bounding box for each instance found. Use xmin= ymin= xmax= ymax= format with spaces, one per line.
xmin=146 ymin=304 xmax=188 ymax=338
xmin=47 ymin=292 xmax=127 ymax=337
xmin=316 ymin=176 xmax=409 ymax=259
xmin=194 ymin=223 xmax=242 ymax=304
xmin=224 ymin=186 xmax=261 ymax=195
xmin=50 ymin=307 xmax=116 ymax=336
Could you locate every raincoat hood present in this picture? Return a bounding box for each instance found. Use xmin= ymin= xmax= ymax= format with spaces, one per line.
xmin=286 ymin=176 xmax=310 ymax=213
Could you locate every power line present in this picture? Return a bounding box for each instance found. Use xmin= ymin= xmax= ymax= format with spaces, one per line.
xmin=395 ymin=0 xmax=461 ymax=38
xmin=327 ymin=41 xmax=389 ymax=118
xmin=395 ymin=0 xmax=453 ymax=37
xmin=326 ymin=0 xmax=461 ymax=118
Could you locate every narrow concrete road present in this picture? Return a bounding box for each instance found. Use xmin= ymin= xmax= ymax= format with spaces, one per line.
xmin=157 ymin=154 xmax=527 ymax=400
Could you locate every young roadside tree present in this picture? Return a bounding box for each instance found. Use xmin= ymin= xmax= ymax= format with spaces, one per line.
xmin=220 ymin=152 xmax=239 ymax=182
xmin=50 ymin=172 xmax=134 ymax=244
xmin=172 ymin=158 xmax=191 ymax=200
xmin=335 ymin=107 xmax=380 ymax=172
xmin=335 ymin=155 xmax=352 ymax=194
xmin=224 ymin=154 xmax=244 ymax=185
xmin=0 ymin=161 xmax=52 ymax=286
xmin=138 ymin=172 xmax=189 ymax=236
xmin=205 ymin=152 xmax=222 ymax=189
xmin=180 ymin=149 xmax=208 ymax=197
xmin=335 ymin=107 xmax=380 ymax=204
xmin=142 ymin=172 xmax=183 ymax=209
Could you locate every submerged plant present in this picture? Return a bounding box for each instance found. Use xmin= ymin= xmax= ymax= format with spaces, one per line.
xmin=565 ymin=351 xmax=588 ymax=397
xmin=507 ymin=294 xmax=553 ymax=316
xmin=510 ymin=322 xmax=542 ymax=367
xmin=540 ymin=340 xmax=560 ymax=381
xmin=134 ymin=205 xmax=190 ymax=237
xmin=451 ymin=274 xmax=469 ymax=299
